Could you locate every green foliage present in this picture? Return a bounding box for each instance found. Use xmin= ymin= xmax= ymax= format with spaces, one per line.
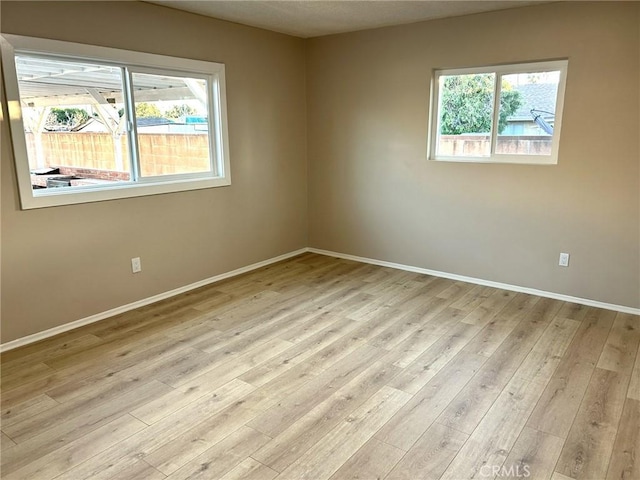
xmin=440 ymin=74 xmax=521 ymax=135
xmin=120 ymin=103 xmax=198 ymax=120
xmin=498 ymin=88 xmax=521 ymax=134
xmin=46 ymin=107 xmax=90 ymax=130
xmin=135 ymin=103 xmax=162 ymax=118
xmin=164 ymin=104 xmax=197 ymax=119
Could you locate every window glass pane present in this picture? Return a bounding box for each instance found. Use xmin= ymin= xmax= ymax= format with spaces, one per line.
xmin=15 ymin=55 xmax=130 ymax=191
xmin=437 ymin=73 xmax=495 ymax=157
xmin=496 ymin=71 xmax=560 ymax=155
xmin=130 ymin=73 xmax=212 ymax=177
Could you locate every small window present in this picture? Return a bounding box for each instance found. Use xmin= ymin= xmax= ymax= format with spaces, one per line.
xmin=1 ymin=35 xmax=231 ymax=209
xmin=429 ymin=60 xmax=568 ymax=164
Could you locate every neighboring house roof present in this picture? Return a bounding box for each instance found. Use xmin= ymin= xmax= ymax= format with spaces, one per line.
xmin=136 ymin=117 xmax=175 ymax=127
xmin=509 ymin=83 xmax=558 ymax=121
xmin=74 ymin=117 xmax=176 ymax=132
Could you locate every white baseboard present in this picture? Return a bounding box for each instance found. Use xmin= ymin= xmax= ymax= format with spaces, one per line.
xmin=308 ymin=247 xmax=640 ymax=316
xmin=0 ymin=248 xmax=308 ymax=353
xmin=3 ymin=246 xmax=637 ymax=352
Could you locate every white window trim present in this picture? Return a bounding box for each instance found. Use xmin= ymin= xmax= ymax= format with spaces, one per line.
xmin=428 ymin=59 xmax=568 ymax=165
xmin=1 ymin=34 xmax=231 ymax=209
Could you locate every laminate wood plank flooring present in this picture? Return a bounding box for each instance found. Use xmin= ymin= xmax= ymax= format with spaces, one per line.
xmin=605 ymin=397 xmax=639 ymax=480
xmin=1 ymin=253 xmax=638 ymax=480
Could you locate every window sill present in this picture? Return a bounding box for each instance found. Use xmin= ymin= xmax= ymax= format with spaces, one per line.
xmin=429 ymin=154 xmax=558 ymax=165
xmin=18 ymin=175 xmax=231 ymax=209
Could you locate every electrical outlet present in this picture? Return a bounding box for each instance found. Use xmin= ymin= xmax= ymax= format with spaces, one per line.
xmin=559 ymin=252 xmax=570 ymax=267
xmin=131 ymin=257 xmax=142 ymax=273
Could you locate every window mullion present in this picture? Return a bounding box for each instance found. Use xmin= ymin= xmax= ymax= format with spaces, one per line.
xmin=122 ymin=67 xmax=141 ymax=181
xmin=489 ymin=72 xmax=501 ymax=156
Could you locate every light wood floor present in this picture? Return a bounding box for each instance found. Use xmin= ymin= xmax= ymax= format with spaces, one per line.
xmin=1 ymin=253 xmax=638 ymax=480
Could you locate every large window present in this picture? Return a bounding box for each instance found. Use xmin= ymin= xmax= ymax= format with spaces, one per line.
xmin=1 ymin=35 xmax=230 ymax=209
xmin=428 ymin=60 xmax=568 ymax=164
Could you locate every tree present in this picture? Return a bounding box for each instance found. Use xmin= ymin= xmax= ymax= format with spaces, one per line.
xmin=165 ymin=104 xmax=197 ymax=119
xmin=46 ymin=107 xmax=90 ymax=130
xmin=135 ymin=102 xmax=162 ymax=118
xmin=440 ymin=74 xmax=521 ymax=135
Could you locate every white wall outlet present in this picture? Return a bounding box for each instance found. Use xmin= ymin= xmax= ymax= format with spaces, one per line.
xmin=131 ymin=257 xmax=142 ymax=273
xmin=559 ymin=252 xmax=570 ymax=267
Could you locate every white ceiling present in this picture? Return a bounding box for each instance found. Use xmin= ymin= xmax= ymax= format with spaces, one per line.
xmin=146 ymin=1 xmax=547 ymax=38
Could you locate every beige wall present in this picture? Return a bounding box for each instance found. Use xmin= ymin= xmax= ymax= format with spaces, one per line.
xmin=307 ymin=2 xmax=640 ymax=308
xmin=1 ymin=1 xmax=308 ymax=342
xmin=2 ymin=2 xmax=639 ymax=344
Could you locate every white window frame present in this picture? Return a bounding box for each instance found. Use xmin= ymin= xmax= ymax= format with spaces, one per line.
xmin=1 ymin=34 xmax=231 ymax=209
xmin=428 ymin=59 xmax=568 ymax=165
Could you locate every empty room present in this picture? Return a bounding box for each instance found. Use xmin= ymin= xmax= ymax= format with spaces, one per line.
xmin=1 ymin=1 xmax=638 ymax=479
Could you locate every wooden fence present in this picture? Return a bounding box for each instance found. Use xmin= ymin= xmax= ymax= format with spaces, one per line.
xmin=25 ymin=132 xmax=211 ymax=177
xmin=24 ymin=132 xmax=552 ymax=182
xmin=438 ymin=135 xmax=553 ymax=156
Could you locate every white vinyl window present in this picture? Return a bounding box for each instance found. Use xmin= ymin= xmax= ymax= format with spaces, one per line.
xmin=1 ymin=34 xmax=231 ymax=209
xmin=428 ymin=60 xmax=568 ymax=164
